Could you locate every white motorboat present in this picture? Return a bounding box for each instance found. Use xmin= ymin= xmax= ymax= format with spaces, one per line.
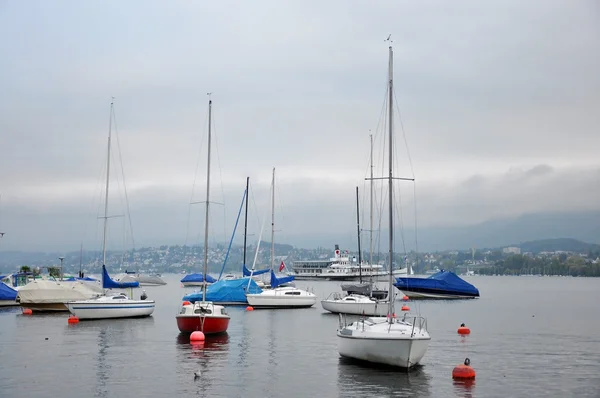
xmin=246 ymin=285 xmax=317 ymax=308
xmin=336 ymin=41 xmax=431 ymax=369
xmin=65 ymin=100 xmax=155 ymax=320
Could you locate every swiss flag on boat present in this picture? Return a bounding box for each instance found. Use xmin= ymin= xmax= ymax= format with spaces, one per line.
xmin=279 ymin=261 xmax=286 ymax=272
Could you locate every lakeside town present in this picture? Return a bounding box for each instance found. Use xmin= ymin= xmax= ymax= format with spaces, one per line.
xmin=2 ymin=238 xmax=599 ymax=278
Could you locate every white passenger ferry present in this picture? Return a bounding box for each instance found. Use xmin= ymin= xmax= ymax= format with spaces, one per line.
xmin=292 ymin=245 xmax=408 ymax=281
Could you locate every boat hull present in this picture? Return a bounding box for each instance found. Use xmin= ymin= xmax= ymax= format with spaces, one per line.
xmin=20 ymin=302 xmax=69 ymax=312
xmin=0 ymin=300 xmax=18 ymax=307
xmin=246 ymin=296 xmax=317 ymax=308
xmin=176 ymin=315 xmax=230 ymax=334
xmin=398 ymin=289 xmax=478 ymax=299
xmin=321 ymin=299 xmax=389 ymax=316
xmin=66 ymin=300 xmax=155 ymax=319
xmin=337 ymin=332 xmax=430 ymax=368
xmin=181 ymin=282 xmax=211 ymax=287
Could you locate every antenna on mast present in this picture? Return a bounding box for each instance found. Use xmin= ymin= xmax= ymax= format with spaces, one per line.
xmin=385 ymin=34 xmax=393 ymax=43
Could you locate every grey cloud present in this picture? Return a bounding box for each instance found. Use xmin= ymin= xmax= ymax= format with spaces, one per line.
xmin=0 ymin=1 xmax=599 ymax=251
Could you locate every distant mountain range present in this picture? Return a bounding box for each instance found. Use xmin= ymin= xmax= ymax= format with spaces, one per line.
xmin=515 ymin=238 xmax=600 ymax=255
xmin=360 ymin=211 xmax=600 ymax=253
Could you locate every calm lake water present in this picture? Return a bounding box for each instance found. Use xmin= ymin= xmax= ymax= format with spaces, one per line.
xmin=1 ymin=275 xmax=599 ymax=397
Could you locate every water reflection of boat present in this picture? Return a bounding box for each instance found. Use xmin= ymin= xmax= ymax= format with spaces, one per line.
xmin=337 ymin=356 xmax=431 ymax=396
xmin=66 ymin=315 xmax=156 ymax=331
xmin=176 ymin=332 xmax=230 ymax=349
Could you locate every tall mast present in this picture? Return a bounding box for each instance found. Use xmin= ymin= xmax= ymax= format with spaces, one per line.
xmin=102 ymin=99 xmax=114 ymax=271
xmin=387 ymin=45 xmax=394 ymax=319
xmin=79 ymin=243 xmax=83 ymax=277
xmin=243 ymin=176 xmax=249 ymax=271
xmin=270 ymin=167 xmax=275 ymax=271
xmin=369 ymin=133 xmax=374 ymax=268
xmin=356 ymin=186 xmax=362 ymax=284
xmin=202 ymin=96 xmax=212 ymax=303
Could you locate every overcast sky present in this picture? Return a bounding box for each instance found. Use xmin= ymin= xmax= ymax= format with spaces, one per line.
xmin=0 ymin=0 xmax=598 ymax=252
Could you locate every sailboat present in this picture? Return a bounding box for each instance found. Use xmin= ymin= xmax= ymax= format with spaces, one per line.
xmin=336 ymin=41 xmax=431 ymax=368
xmin=181 ymin=177 xmax=264 ymax=305
xmin=245 ymin=168 xmax=317 ymax=309
xmin=176 ymin=96 xmax=230 ymax=334
xmin=321 ymin=186 xmax=390 ymax=316
xmin=66 ymin=99 xmax=155 ymax=320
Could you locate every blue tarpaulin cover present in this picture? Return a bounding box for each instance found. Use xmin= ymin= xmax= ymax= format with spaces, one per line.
xmin=102 ymin=265 xmax=139 ymax=289
xmin=0 ymin=282 xmax=17 ymax=301
xmin=181 ymin=273 xmax=217 ymax=284
xmin=65 ymin=276 xmax=97 ymax=282
xmin=395 ymin=270 xmax=479 ymax=297
xmin=182 ymin=277 xmax=262 ymax=304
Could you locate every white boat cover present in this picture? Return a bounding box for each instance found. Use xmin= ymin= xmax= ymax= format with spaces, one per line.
xmin=17 ymin=280 xmax=104 ymax=304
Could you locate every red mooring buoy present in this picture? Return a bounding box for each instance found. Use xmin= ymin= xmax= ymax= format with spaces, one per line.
xmin=402 ymin=295 xmax=409 ymax=301
xmin=246 ymin=306 xmax=254 ymax=311
xmin=22 ymin=308 xmax=33 ymax=315
xmin=190 ymin=331 xmax=205 ymax=342
xmin=452 ymin=358 xmax=476 ymax=379
xmin=401 ymin=305 xmax=410 ymax=311
xmin=68 ymin=316 xmax=79 ymax=324
xmin=458 ymin=323 xmax=471 ymax=335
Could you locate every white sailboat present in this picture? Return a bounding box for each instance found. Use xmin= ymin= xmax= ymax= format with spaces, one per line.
xmin=66 ymin=99 xmax=155 ymax=320
xmin=322 ymin=186 xmax=391 ymax=316
xmin=246 ymin=168 xmax=317 ymax=308
xmin=337 ymin=41 xmax=431 ymax=369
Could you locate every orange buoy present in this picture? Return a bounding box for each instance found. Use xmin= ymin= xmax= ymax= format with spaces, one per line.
xmin=401 ymin=305 xmax=410 ymax=311
xmin=22 ymin=308 xmax=33 ymax=315
xmin=246 ymin=306 xmax=254 ymax=311
xmin=458 ymin=323 xmax=471 ymax=335
xmin=68 ymin=316 xmax=79 ymax=324
xmin=402 ymin=295 xmax=409 ymax=301
xmin=190 ymin=331 xmax=205 ymax=342
xmin=182 ymin=301 xmax=191 ymax=306
xmin=452 ymin=358 xmax=476 ymax=379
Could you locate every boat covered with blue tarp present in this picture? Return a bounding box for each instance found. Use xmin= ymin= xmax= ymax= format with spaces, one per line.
xmin=180 ymin=273 xmax=217 ymax=286
xmin=182 ymin=277 xmax=262 ymax=305
xmin=0 ymin=282 xmax=18 ymax=305
xmin=394 ymin=270 xmax=479 ymax=299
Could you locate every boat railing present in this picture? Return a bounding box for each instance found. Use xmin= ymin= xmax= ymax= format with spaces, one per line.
xmin=325 ymin=292 xmax=343 ymax=301
xmin=403 ymin=315 xmax=428 ymax=336
xmin=338 ymin=313 xmax=347 ymax=329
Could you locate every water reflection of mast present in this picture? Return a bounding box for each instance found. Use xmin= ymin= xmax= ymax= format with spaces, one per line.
xmin=95 ymin=327 xmax=110 ymax=398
